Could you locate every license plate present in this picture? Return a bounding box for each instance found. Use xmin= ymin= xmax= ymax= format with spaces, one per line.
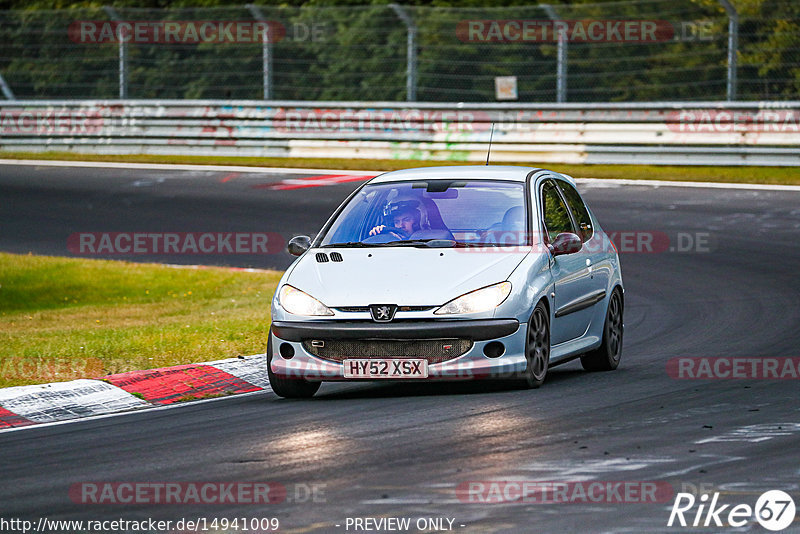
xmin=342 ymin=359 xmax=428 ymax=379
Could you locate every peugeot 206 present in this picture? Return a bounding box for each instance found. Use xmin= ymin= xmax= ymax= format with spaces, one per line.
xmin=268 ymin=166 xmax=624 ymax=398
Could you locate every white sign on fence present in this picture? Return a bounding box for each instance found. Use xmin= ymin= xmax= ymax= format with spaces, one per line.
xmin=495 ymin=76 xmax=518 ymax=101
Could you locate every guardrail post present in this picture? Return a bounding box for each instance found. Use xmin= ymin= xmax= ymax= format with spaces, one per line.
xmin=541 ymin=4 xmax=567 ymax=103
xmin=247 ymin=4 xmax=272 ymax=100
xmin=718 ymin=0 xmax=738 ymax=101
xmin=389 ymin=4 xmax=417 ymax=101
xmin=103 ymin=6 xmax=128 ymax=99
xmin=0 ymin=72 xmax=15 ymax=100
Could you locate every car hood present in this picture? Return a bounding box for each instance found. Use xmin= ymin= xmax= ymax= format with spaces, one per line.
xmin=286 ymin=247 xmax=530 ymax=307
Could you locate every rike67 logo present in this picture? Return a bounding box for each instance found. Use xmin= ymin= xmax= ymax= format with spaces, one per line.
xmin=668 ymin=490 xmax=796 ymax=531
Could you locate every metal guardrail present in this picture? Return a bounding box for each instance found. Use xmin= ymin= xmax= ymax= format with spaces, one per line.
xmin=1 ymin=100 xmax=799 ymax=166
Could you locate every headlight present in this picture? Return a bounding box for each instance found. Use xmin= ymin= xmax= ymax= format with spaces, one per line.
xmin=278 ymin=285 xmax=334 ymax=316
xmin=434 ymin=282 xmax=512 ymax=315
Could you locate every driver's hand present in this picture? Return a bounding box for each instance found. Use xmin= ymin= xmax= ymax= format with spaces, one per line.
xmin=369 ymin=225 xmax=386 ymax=236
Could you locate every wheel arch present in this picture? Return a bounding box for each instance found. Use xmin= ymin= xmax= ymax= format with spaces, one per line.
xmin=538 ymin=293 xmax=551 ymax=320
xmin=610 ymin=283 xmax=624 ymax=312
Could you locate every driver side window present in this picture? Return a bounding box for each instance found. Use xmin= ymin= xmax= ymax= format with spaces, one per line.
xmin=541 ymin=180 xmax=575 ymax=243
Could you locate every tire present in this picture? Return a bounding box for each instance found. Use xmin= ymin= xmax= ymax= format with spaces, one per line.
xmin=516 ymin=301 xmax=550 ymax=389
xmin=267 ymin=328 xmax=321 ymax=399
xmin=580 ymin=288 xmax=623 ymax=371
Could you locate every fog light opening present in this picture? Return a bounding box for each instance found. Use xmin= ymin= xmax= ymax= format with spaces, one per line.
xmin=483 ymin=341 xmax=505 ymax=358
xmin=279 ymin=343 xmax=295 ymax=359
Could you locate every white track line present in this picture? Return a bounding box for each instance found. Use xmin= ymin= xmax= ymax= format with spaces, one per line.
xmin=574 ymin=177 xmax=800 ymax=192
xmin=0 ymin=159 xmax=379 ymax=176
xmin=0 ymin=390 xmax=272 ymax=435
xmin=2 ymin=158 xmax=799 ymax=191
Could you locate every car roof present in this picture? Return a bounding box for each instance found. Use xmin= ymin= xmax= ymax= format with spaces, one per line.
xmin=369 ymin=165 xmax=576 ymax=186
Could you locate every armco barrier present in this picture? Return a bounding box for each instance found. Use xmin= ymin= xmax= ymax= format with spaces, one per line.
xmin=1 ymin=100 xmax=799 ymax=166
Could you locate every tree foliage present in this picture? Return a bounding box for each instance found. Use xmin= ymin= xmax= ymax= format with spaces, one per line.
xmin=0 ymin=0 xmax=797 ymax=101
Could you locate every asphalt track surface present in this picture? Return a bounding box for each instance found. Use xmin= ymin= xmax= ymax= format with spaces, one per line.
xmin=1 ymin=163 xmax=800 ymax=533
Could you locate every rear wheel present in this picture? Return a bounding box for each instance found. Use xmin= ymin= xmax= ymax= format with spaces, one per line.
xmin=267 ymin=329 xmax=321 ymax=398
xmin=580 ymin=289 xmax=623 ymax=371
xmin=517 ymin=301 xmax=550 ymax=389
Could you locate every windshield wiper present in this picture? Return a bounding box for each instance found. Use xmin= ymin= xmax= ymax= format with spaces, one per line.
xmin=325 ymin=239 xmax=463 ymax=248
xmin=369 ymin=239 xmax=431 ymax=247
xmin=379 ymin=239 xmax=458 ymax=248
xmin=452 ymin=241 xmax=528 ymax=248
xmin=321 ymin=242 xmax=368 ymax=248
xmin=384 ymin=239 xmax=432 ymax=246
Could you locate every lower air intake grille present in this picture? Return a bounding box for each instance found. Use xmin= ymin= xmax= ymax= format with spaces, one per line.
xmin=303 ymin=338 xmax=472 ymax=364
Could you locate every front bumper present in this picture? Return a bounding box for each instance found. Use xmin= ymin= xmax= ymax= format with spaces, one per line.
xmin=269 ymin=319 xmax=528 ymax=381
xmin=272 ymin=319 xmax=519 ymax=341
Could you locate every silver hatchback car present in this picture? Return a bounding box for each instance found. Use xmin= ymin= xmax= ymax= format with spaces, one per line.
xmin=268 ymin=166 xmax=623 ymax=398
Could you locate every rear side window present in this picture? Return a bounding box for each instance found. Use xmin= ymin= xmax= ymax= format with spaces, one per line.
xmin=540 ymin=180 xmax=575 ymax=243
xmin=557 ymin=180 xmax=593 ymax=242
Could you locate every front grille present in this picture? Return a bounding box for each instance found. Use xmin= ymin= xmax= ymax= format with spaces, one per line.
xmin=303 ymin=338 xmax=472 ymax=364
xmin=333 ymin=306 xmax=434 ymax=313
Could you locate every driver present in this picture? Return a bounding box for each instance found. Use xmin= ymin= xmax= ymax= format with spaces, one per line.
xmin=368 ymin=203 xmax=421 ymax=239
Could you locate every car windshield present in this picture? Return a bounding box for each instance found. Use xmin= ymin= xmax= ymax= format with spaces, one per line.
xmin=319 ymin=180 xmax=527 ymax=247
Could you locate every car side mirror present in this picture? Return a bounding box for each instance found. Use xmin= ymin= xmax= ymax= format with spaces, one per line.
xmin=549 ymin=232 xmax=582 ymax=256
xmin=287 ymin=235 xmax=312 ymax=256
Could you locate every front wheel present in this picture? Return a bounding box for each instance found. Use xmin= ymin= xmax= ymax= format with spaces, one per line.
xmin=580 ymin=289 xmax=623 ymax=371
xmin=516 ymin=301 xmax=550 ymax=389
xmin=267 ymin=329 xmax=321 ymax=398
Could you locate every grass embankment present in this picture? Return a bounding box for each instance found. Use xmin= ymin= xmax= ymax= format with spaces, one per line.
xmin=1 ymin=150 xmax=799 ymax=185
xmin=0 ymin=252 xmax=281 ymax=388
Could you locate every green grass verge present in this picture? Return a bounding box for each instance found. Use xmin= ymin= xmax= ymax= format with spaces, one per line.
xmin=0 ymin=252 xmax=281 ymax=388
xmin=1 ymin=150 xmax=799 ymax=185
